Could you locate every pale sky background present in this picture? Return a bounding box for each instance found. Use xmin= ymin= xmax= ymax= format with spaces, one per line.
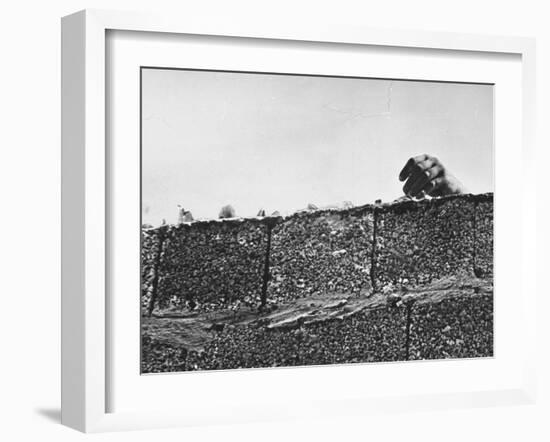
xmin=142 ymin=68 xmax=493 ymax=226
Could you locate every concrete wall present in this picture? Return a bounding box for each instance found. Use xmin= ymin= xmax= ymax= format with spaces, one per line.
xmin=374 ymin=195 xmax=478 ymax=288
xmin=141 ymin=285 xmax=493 ymax=372
xmin=141 ymin=193 xmax=493 ymax=314
xmin=145 ymin=219 xmax=268 ymax=314
xmin=268 ymin=206 xmax=374 ymax=304
xmin=408 ymin=292 xmax=493 ymax=360
xmin=474 ymin=195 xmax=494 ymax=278
xmin=142 ymin=304 xmax=408 ymax=372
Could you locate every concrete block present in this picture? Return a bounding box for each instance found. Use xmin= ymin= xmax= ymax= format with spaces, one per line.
xmin=268 ymin=207 xmax=375 ymax=304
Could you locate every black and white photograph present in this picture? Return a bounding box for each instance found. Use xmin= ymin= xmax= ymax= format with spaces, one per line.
xmin=1 ymin=0 xmax=546 ymax=438
xmin=140 ymin=68 xmax=494 ymax=373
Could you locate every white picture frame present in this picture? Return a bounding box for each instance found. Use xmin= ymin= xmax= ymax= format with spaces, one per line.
xmin=61 ymin=9 xmax=537 ymax=433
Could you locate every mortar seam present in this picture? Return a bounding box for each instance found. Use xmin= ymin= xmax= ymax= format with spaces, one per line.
xmin=473 ymin=199 xmax=478 ymax=275
xmin=370 ymin=208 xmax=379 ymax=293
xmin=260 ymin=225 xmax=273 ymax=308
xmin=147 ymin=232 xmax=165 ymax=317
xmin=404 ymin=301 xmax=414 ymax=360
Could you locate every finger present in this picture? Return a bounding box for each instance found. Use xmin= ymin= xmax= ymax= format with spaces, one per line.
xmin=398 ymin=154 xmax=429 ymax=181
xmin=425 ymin=176 xmax=446 ymax=196
xmin=398 ymin=159 xmax=414 ymax=182
xmin=408 ymin=162 xmax=444 ymax=197
xmin=421 ymin=179 xmax=438 ymax=196
xmin=424 ymin=164 xmax=443 ymax=182
xmin=414 ymin=165 xmax=444 ymax=197
xmin=421 ymin=180 xmax=435 ymax=196
xmin=408 ymin=159 xmax=440 ymax=195
xmin=403 ymin=173 xmax=420 ymax=195
xmin=402 ymin=160 xmax=435 ymax=195
xmin=398 ymin=154 xmax=429 ymax=182
xmin=409 ymin=177 xmax=430 ymax=198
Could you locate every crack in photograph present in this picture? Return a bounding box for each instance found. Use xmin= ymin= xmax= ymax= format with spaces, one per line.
xmin=140 ymin=68 xmax=494 ymax=374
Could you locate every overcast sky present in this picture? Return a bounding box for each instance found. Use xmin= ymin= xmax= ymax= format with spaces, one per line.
xmin=142 ymin=68 xmax=493 ymax=225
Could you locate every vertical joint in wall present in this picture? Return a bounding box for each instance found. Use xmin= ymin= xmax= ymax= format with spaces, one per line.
xmin=370 ymin=207 xmax=379 ymax=293
xmin=404 ymin=300 xmax=414 ymax=360
xmin=260 ymin=224 xmax=273 ymax=308
xmin=473 ymin=199 xmax=478 ymax=276
xmin=147 ymin=232 xmax=165 ymax=317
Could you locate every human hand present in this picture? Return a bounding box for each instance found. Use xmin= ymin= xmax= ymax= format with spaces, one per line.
xmin=398 ymin=154 xmax=467 ymax=198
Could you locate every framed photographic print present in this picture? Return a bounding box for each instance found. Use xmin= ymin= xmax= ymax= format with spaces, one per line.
xmin=61 ymin=9 xmax=537 ymax=432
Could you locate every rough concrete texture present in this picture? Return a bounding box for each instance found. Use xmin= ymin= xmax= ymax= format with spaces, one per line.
xmin=141 ymin=229 xmax=162 ymax=315
xmin=141 ymin=292 xmax=407 ymax=372
xmin=140 ymin=194 xmax=494 ymax=372
xmin=374 ymin=195 xmax=476 ymax=290
xmin=474 ymin=195 xmax=494 ymax=278
xmin=408 ymin=292 xmax=493 ymax=360
xmin=268 ymin=206 xmax=374 ymax=304
xmin=155 ymin=219 xmax=268 ymax=311
xmin=141 ymin=274 xmax=493 ymax=372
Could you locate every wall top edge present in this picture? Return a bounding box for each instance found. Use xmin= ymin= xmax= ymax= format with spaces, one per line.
xmin=142 ymin=192 xmax=493 ymax=234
